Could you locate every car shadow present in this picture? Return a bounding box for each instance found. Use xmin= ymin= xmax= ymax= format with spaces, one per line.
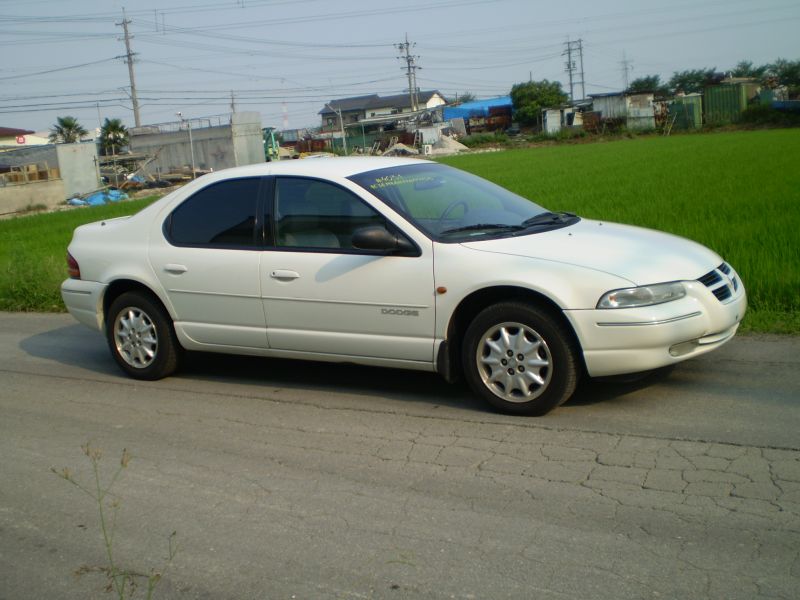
xmin=19 ymin=323 xmax=121 ymax=377
xmin=569 ymin=366 xmax=678 ymax=406
xmin=179 ymin=351 xmax=481 ymax=412
xmin=19 ymin=324 xmax=674 ymax=415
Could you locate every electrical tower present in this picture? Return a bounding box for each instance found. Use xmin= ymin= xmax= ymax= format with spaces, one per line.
xmin=563 ymin=39 xmax=585 ymax=103
xmin=620 ymin=50 xmax=634 ymax=91
xmin=116 ymin=9 xmax=142 ymax=127
xmin=396 ymin=34 xmax=420 ymax=112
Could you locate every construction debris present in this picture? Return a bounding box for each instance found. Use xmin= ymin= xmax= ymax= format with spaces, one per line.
xmin=430 ymin=135 xmax=469 ymax=155
xmin=382 ymin=142 xmax=419 ymax=156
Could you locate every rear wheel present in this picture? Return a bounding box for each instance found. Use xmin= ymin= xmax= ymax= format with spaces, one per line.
xmin=106 ymin=291 xmax=180 ymax=380
xmin=462 ymin=301 xmax=579 ymax=416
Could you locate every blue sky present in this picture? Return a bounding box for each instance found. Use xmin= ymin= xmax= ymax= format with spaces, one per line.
xmin=1 ymin=0 xmax=798 ymax=131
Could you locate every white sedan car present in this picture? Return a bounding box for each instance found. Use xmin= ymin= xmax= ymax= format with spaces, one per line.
xmin=62 ymin=157 xmax=746 ymax=415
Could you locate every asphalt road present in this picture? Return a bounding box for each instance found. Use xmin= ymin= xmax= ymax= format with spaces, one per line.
xmin=1 ymin=312 xmax=798 ymax=599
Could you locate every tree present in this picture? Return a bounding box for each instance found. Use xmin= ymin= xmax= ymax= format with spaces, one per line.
xmin=766 ymin=58 xmax=800 ymax=87
xmin=730 ymin=60 xmax=767 ymax=79
xmin=454 ymin=92 xmax=476 ymax=105
xmin=668 ymin=68 xmax=716 ymax=94
xmin=99 ymin=118 xmax=129 ymax=156
xmin=510 ymin=80 xmax=568 ymax=126
xmin=627 ymin=75 xmax=669 ymax=97
xmin=49 ymin=116 xmax=88 ymax=144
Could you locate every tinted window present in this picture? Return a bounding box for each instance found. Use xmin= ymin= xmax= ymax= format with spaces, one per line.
xmin=169 ymin=178 xmax=260 ymax=247
xmin=274 ymin=178 xmax=386 ymax=250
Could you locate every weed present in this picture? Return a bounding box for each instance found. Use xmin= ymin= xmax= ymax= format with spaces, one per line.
xmin=52 ymin=443 xmax=178 ymax=599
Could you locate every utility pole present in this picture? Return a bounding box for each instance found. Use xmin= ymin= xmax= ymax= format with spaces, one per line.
xmin=564 ymin=39 xmax=574 ymax=103
xmin=324 ymin=103 xmax=347 ymax=155
xmin=563 ymin=39 xmax=585 ymax=102
xmin=230 ymin=91 xmax=236 ymax=114
xmin=117 ymin=9 xmax=141 ymax=127
xmin=396 ymin=34 xmax=420 ymax=112
xmin=177 ymin=112 xmax=196 ymax=179
xmin=620 ymin=50 xmax=634 ymax=91
xmin=578 ymin=39 xmax=585 ymax=101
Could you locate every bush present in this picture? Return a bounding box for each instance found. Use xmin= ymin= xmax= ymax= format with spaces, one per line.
xmin=740 ymin=105 xmax=800 ymax=127
xmin=460 ymin=132 xmax=509 ymax=147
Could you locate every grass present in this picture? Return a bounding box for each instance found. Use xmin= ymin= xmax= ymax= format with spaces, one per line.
xmin=1 ymin=129 xmax=798 ymax=333
xmin=0 ymin=197 xmax=158 ymax=312
xmin=439 ymin=129 xmax=800 ymax=334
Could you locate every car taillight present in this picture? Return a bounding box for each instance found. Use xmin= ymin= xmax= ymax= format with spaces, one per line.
xmin=66 ymin=252 xmax=81 ymax=279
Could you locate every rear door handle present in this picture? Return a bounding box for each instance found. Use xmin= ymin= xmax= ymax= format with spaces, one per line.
xmin=270 ymin=270 xmax=300 ymax=280
xmin=164 ymin=263 xmax=188 ymax=274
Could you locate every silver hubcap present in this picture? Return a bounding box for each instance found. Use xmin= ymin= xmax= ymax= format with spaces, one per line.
xmin=113 ymin=307 xmax=158 ymax=369
xmin=476 ymin=321 xmax=552 ymax=403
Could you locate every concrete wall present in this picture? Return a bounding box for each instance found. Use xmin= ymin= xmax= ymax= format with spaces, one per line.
xmin=0 ymin=179 xmax=66 ymax=215
xmin=55 ymin=143 xmax=101 ymax=197
xmin=0 ymin=143 xmax=99 ymax=212
xmin=130 ymin=112 xmax=265 ymax=175
xmin=231 ymin=112 xmax=266 ymax=168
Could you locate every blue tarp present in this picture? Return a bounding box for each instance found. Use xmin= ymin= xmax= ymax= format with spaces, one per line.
xmin=83 ymin=189 xmax=129 ymax=206
xmin=443 ymin=96 xmax=513 ymax=120
xmin=773 ymin=100 xmax=800 ymax=113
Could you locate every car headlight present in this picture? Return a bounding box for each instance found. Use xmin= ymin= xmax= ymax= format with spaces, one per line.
xmin=597 ymin=282 xmax=686 ymax=309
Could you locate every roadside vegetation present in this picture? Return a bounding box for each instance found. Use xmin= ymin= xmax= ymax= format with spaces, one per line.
xmin=0 ymin=129 xmax=797 ymax=333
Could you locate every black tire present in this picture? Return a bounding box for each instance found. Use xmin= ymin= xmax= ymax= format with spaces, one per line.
xmin=461 ymin=301 xmax=579 ymax=416
xmin=105 ymin=291 xmax=180 ymax=380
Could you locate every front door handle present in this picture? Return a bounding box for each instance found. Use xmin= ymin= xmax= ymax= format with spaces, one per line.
xmin=270 ymin=270 xmax=300 ymax=280
xmin=164 ymin=263 xmax=188 ymax=274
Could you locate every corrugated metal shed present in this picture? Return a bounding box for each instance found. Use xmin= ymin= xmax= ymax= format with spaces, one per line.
xmin=704 ymin=82 xmax=760 ymax=124
xmin=705 ymin=85 xmax=748 ymax=124
xmin=669 ymin=95 xmax=703 ymax=129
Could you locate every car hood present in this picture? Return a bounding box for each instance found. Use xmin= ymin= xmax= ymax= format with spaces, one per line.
xmin=460 ymin=218 xmax=721 ymax=285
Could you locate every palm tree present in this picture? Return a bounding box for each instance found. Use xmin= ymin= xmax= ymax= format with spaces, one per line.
xmin=99 ymin=118 xmax=129 ymax=156
xmin=49 ymin=116 xmax=88 ymax=143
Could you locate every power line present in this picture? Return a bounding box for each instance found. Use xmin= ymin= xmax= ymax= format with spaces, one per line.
xmin=0 ymin=56 xmax=122 ymax=81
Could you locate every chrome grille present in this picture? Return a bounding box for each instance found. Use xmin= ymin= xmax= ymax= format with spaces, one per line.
xmin=698 ymin=262 xmax=738 ymax=304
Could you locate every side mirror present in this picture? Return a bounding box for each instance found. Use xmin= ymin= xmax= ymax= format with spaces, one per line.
xmin=352 ymin=226 xmax=415 ymax=254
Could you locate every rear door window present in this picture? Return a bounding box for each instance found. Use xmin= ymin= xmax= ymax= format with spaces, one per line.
xmin=168 ymin=178 xmax=262 ymax=248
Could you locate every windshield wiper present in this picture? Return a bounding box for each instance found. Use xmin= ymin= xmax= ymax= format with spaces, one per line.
xmin=521 ymin=211 xmax=576 ymax=227
xmin=440 ymin=223 xmax=525 ymax=236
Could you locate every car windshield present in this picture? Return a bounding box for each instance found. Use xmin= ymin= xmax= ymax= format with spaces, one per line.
xmin=348 ymin=163 xmax=577 ymax=242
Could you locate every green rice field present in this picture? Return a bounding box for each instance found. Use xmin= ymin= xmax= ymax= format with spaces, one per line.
xmin=0 ymin=198 xmax=157 ymax=312
xmin=441 ymin=129 xmax=800 ymax=334
xmin=1 ymin=129 xmax=798 ymax=333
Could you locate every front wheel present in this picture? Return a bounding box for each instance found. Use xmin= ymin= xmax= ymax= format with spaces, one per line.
xmin=106 ymin=291 xmax=180 ymax=380
xmin=462 ymin=302 xmax=579 ymax=416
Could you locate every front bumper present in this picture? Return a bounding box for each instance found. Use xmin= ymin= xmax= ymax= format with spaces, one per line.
xmin=61 ymin=278 xmax=106 ymax=331
xmin=565 ymin=280 xmax=747 ymax=377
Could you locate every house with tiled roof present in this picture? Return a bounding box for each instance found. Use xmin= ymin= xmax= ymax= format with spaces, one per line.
xmin=319 ymin=91 xmax=446 ymax=129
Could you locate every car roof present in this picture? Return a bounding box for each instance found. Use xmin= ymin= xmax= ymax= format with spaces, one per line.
xmin=203 ymin=156 xmax=432 ymax=182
